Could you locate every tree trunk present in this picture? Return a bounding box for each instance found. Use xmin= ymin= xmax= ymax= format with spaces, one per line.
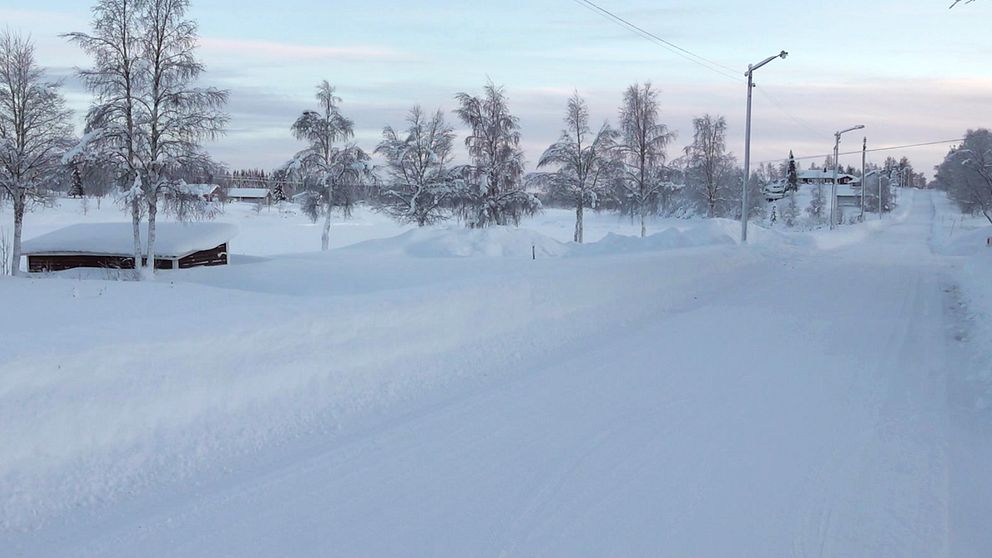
xmin=144 ymin=196 xmax=158 ymax=280
xmin=321 ymin=184 xmax=333 ymax=251
xmin=10 ymin=194 xmax=24 ymax=277
xmin=574 ymin=200 xmax=584 ymax=244
xmin=639 ymin=204 xmax=647 ymax=238
xmin=131 ymin=197 xmax=142 ymax=277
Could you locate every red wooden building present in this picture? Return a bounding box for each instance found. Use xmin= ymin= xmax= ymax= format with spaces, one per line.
xmin=21 ymin=222 xmax=238 ymax=272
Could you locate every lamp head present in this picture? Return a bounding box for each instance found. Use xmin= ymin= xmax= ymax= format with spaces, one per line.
xmin=779 ymin=50 xmax=789 ymax=59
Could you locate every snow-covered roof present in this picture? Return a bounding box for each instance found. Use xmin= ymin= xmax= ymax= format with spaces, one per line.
xmin=179 ymin=183 xmax=220 ymax=196
xmin=226 ymin=188 xmax=270 ymax=199
xmin=22 ymin=222 xmax=238 ymax=258
xmin=798 ymin=169 xmax=857 ymax=182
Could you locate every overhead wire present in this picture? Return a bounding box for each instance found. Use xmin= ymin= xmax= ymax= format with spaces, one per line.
xmin=754 ymin=85 xmax=828 ymax=138
xmin=755 ymin=138 xmax=964 ymax=165
xmin=568 ymin=0 xmax=743 ymax=82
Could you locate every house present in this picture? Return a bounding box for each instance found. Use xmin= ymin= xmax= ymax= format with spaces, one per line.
xmin=21 ymin=222 xmax=238 ymax=272
xmin=178 ymin=183 xmax=221 ymax=202
xmin=226 ymin=187 xmax=271 ymax=203
xmin=798 ymin=168 xmax=858 ymax=186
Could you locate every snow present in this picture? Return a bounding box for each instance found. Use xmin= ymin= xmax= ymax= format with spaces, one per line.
xmin=2 ymin=190 xmax=991 ymax=556
xmin=20 ymin=222 xmax=238 ymax=258
xmin=342 ymin=226 xmax=569 ymax=258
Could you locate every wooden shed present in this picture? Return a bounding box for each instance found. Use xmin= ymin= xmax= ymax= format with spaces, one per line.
xmin=21 ymin=222 xmax=238 ymax=272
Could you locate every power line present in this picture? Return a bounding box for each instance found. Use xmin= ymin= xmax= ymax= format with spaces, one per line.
xmin=755 ymin=138 xmax=964 ymax=165
xmin=754 ymin=86 xmax=827 ymax=138
xmin=569 ymin=0 xmax=743 ymax=82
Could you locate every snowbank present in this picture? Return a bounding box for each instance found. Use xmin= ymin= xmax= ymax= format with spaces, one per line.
xmin=342 ymin=226 xmax=570 ymax=258
xmin=573 ymin=223 xmax=734 ymax=256
xmin=939 ymin=225 xmax=992 ymax=257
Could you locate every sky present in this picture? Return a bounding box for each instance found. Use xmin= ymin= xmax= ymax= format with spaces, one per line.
xmin=4 ymin=0 xmax=991 ymax=177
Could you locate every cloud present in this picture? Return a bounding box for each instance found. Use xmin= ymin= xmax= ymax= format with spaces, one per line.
xmin=198 ymin=38 xmax=418 ymax=64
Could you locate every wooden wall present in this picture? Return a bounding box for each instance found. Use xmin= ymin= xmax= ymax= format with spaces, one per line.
xmin=27 ymin=243 xmax=228 ymax=272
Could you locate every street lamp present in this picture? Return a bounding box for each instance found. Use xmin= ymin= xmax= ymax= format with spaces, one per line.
xmin=829 ymin=124 xmax=864 ymax=230
xmin=741 ymin=50 xmax=788 ymax=244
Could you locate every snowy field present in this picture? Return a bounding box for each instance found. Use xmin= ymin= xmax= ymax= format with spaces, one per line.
xmin=2 ymin=191 xmax=992 ymax=556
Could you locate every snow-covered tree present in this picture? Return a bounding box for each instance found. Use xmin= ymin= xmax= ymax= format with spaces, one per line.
xmin=935 ymin=129 xmax=992 ymax=222
xmin=684 ymin=114 xmax=736 ymax=218
xmin=781 ymin=191 xmax=800 ymax=227
xmin=614 ymin=83 xmax=676 ymax=237
xmin=0 ymin=31 xmax=74 ymax=276
xmin=453 ymin=82 xmax=539 ymax=228
xmin=286 ymin=81 xmax=372 ymax=249
xmin=68 ymin=162 xmax=86 ymax=198
xmin=269 ymin=179 xmax=288 ymax=203
xmin=807 ymin=184 xmax=827 ymax=224
xmin=787 ymin=150 xmax=798 ymax=192
xmin=375 ymin=106 xmax=456 ymax=226
xmin=69 ymin=0 xmax=227 ymax=278
xmin=530 ymin=92 xmax=617 ymax=243
xmin=863 ymin=170 xmax=893 ymax=214
xmin=134 ymin=0 xmax=228 ymax=278
xmin=66 ymin=0 xmax=145 ymax=271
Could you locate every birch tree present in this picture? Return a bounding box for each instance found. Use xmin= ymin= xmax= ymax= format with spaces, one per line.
xmin=136 ymin=0 xmax=227 ymax=277
xmin=375 ymin=106 xmax=456 ymax=226
xmin=69 ymin=0 xmax=226 ymax=278
xmin=531 ymin=92 xmax=617 ymax=243
xmin=615 ymin=83 xmax=676 ymax=237
xmin=453 ymin=82 xmax=540 ymax=228
xmin=685 ymin=114 xmax=736 ymax=218
xmin=287 ymin=81 xmax=372 ymax=250
xmin=0 ymin=32 xmax=74 ymax=276
xmin=66 ymin=0 xmax=145 ymax=272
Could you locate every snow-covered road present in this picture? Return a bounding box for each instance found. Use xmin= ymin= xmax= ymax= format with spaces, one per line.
xmin=5 ymin=191 xmax=988 ymax=556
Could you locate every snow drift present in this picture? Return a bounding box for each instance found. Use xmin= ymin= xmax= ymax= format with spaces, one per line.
xmin=342 ymin=226 xmax=569 ymax=258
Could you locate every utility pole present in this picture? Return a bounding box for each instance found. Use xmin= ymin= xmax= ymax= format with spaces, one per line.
xmin=860 ymin=137 xmax=866 ymax=222
xmin=741 ymin=50 xmax=788 ymax=244
xmin=830 ymin=124 xmax=864 ymax=230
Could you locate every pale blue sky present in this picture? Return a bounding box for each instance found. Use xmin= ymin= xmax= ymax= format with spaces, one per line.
xmin=4 ymin=0 xmax=991 ymax=175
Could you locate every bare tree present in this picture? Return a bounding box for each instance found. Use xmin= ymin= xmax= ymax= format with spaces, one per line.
xmin=684 ymin=114 xmax=736 ymax=218
xmin=453 ymin=82 xmax=540 ymax=228
xmin=375 ymin=106 xmax=456 ymax=226
xmin=66 ymin=0 xmax=145 ymax=272
xmin=615 ymin=83 xmax=676 ymax=237
xmin=286 ymin=81 xmax=372 ymax=250
xmin=0 ymin=32 xmax=74 ymax=276
xmin=530 ymin=92 xmax=618 ymax=243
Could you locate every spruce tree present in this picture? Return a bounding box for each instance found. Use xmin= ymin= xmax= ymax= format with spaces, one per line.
xmin=787 ymin=151 xmax=798 ymax=192
xmin=270 ymin=180 xmax=287 ymax=203
xmin=68 ymin=164 xmax=85 ymax=198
